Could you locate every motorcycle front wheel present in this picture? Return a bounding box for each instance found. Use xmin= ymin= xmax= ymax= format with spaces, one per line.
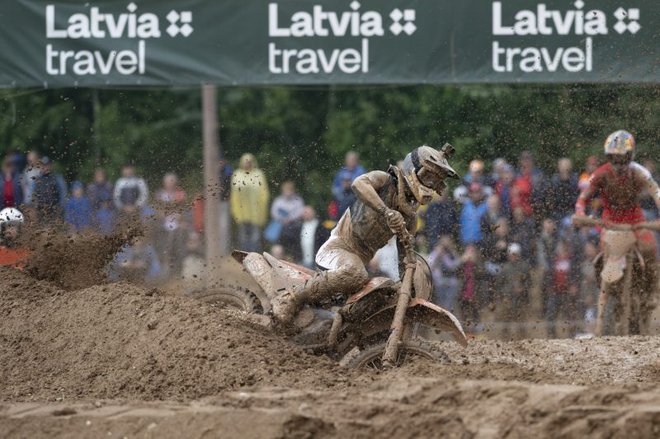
xmin=339 ymin=339 xmax=449 ymax=369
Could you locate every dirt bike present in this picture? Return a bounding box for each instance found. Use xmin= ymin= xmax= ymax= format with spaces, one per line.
xmin=572 ymin=215 xmax=658 ymax=336
xmin=192 ymin=230 xmax=467 ymax=368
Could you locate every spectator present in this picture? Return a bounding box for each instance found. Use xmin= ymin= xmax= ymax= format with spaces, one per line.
xmin=269 ymin=181 xmax=304 ymax=257
xmin=32 ymin=156 xmax=65 ymax=226
xmin=0 ymin=157 xmax=23 ymax=209
xmin=298 ymin=206 xmax=330 ymax=268
xmin=497 ymin=243 xmax=532 ymax=339
xmin=490 ymin=158 xmax=509 ymax=184
xmin=87 ymin=168 xmax=113 ymax=211
xmin=22 ymin=150 xmax=41 ymax=205
xmin=64 ymin=181 xmax=93 ymax=233
xmin=94 ymin=199 xmax=116 ymax=235
xmin=218 ymin=157 xmax=234 ymax=254
xmin=110 ymin=238 xmax=162 ymax=283
xmin=509 ymin=206 xmax=535 ymax=262
xmin=181 ymin=232 xmax=205 ymax=285
xmin=332 ymin=151 xmax=366 ymax=200
xmin=230 ymin=153 xmax=269 ymax=252
xmin=454 ymin=160 xmax=493 ymax=204
xmin=481 ymin=217 xmax=511 ymax=307
xmin=546 ymin=158 xmax=579 ymax=222
xmin=113 ymin=163 xmax=149 ymax=213
xmin=537 ymin=218 xmax=558 ymax=304
xmin=458 ymin=244 xmax=484 ymax=325
xmin=459 ymin=183 xmax=489 ymax=247
xmin=334 ymin=170 xmax=357 ymax=218
xmin=511 ymin=151 xmax=546 ymax=218
xmin=494 ymin=163 xmax=515 ymax=218
xmin=545 ymin=240 xmax=578 ymax=338
xmin=154 ymin=172 xmax=187 ymax=277
xmin=428 ymin=236 xmax=461 ymax=311
xmin=371 ymin=237 xmax=400 ymax=281
xmin=578 ymin=155 xmax=600 ymax=192
xmin=480 ymin=194 xmax=504 ymax=249
xmin=421 ymin=189 xmax=458 ymax=249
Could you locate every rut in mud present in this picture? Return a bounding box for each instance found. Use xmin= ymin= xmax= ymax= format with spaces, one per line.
xmin=1 ymin=266 xmax=659 ymax=403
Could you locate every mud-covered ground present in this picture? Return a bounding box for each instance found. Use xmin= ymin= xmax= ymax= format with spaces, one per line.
xmin=1 ymin=263 xmax=659 ymax=438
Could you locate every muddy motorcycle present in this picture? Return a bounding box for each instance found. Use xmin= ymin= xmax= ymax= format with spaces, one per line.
xmin=573 ymin=215 xmax=658 ymax=336
xmin=193 ymin=230 xmax=467 ymax=368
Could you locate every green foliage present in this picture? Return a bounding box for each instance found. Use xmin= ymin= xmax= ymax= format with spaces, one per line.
xmin=0 ymin=84 xmax=658 ymax=209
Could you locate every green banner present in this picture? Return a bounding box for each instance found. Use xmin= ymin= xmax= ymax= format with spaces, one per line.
xmin=0 ymin=0 xmax=657 ymax=87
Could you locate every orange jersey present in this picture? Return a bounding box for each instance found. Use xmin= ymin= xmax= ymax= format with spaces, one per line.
xmin=576 ymin=162 xmax=660 ymax=224
xmin=0 ymin=246 xmax=29 ymax=269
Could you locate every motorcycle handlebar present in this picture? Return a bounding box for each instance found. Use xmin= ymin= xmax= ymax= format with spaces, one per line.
xmin=571 ymin=215 xmax=660 ymax=232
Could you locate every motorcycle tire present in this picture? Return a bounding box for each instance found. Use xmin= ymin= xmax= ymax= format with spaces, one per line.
xmin=339 ymin=338 xmax=449 ymax=369
xmin=188 ymin=286 xmax=264 ymax=314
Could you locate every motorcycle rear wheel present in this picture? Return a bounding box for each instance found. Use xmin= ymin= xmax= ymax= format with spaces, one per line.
xmin=339 ymin=339 xmax=449 ymax=369
xmin=189 ymin=286 xmax=264 ymax=314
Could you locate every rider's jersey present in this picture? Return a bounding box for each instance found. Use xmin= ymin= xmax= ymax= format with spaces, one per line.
xmin=576 ymin=161 xmax=660 ymax=224
xmin=0 ymin=246 xmax=28 ymax=269
xmin=324 ymin=167 xmax=417 ymax=265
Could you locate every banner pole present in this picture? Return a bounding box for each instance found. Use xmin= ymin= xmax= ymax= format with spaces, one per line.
xmin=202 ymin=84 xmax=222 ymax=284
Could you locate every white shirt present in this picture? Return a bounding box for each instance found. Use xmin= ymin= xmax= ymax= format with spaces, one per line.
xmin=300 ymin=219 xmax=319 ymax=267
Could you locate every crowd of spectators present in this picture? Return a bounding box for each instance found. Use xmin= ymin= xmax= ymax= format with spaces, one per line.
xmin=2 ymin=147 xmax=658 ymax=339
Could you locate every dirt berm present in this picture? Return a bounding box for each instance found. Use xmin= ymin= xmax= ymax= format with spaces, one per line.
xmin=1 ymin=267 xmax=659 ymax=438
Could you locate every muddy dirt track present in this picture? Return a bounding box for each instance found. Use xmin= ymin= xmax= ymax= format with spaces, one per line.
xmin=1 ymin=266 xmax=659 ymax=438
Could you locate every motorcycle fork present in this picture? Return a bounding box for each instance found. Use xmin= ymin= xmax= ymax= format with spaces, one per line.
xmin=382 ymin=258 xmax=415 ymax=367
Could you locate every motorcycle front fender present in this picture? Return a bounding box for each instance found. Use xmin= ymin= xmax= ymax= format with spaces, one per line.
xmin=358 ymin=297 xmax=468 ymax=347
xmin=406 ymin=298 xmax=468 ymax=347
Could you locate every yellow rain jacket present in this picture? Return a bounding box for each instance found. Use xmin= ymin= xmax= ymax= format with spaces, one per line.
xmin=230 ymin=153 xmax=270 ymax=226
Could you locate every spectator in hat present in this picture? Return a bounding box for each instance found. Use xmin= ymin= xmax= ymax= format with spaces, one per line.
xmin=64 ymin=181 xmax=93 ymax=233
xmin=0 ymin=156 xmax=23 ymax=209
xmin=459 ymin=182 xmax=489 ymax=247
xmin=332 ymin=151 xmax=366 ymax=200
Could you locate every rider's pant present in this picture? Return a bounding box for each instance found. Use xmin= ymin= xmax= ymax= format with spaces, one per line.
xmin=309 ymin=236 xmax=369 ymax=301
xmin=600 ymin=228 xmax=658 ymax=321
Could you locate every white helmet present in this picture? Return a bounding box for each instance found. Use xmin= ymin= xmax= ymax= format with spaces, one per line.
xmin=0 ymin=208 xmax=24 ymax=226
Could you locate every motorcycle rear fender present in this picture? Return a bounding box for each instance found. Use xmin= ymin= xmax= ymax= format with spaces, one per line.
xmin=232 ymin=250 xmax=313 ymax=300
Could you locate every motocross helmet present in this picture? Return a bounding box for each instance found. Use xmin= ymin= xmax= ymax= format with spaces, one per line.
xmin=401 ymin=144 xmax=459 ymax=204
xmin=0 ymin=207 xmax=24 ymax=237
xmin=604 ymin=130 xmax=635 ymax=157
xmin=0 ymin=207 xmax=24 ymax=227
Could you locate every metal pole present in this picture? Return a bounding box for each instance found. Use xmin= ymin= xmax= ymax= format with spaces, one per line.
xmin=202 ymin=84 xmax=222 ymax=284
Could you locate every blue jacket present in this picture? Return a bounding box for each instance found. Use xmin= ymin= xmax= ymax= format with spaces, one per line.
xmin=460 ymin=199 xmax=489 ymax=245
xmin=65 ymin=196 xmax=93 ymax=232
xmin=0 ymin=173 xmax=24 ymax=208
xmin=332 ymin=165 xmax=366 ymax=199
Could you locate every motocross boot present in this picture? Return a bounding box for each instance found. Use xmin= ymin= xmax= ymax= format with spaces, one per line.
xmin=640 ymin=263 xmax=658 ymax=334
xmin=271 ymin=271 xmax=334 ymax=325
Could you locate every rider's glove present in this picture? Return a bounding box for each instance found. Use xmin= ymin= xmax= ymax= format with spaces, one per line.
xmin=383 ymin=208 xmax=406 ymax=234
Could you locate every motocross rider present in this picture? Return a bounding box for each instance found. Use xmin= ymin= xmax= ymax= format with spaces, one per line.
xmin=574 ymin=130 xmax=660 ymax=332
xmin=0 ymin=207 xmax=29 ymax=268
xmin=272 ymin=144 xmax=459 ymax=324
